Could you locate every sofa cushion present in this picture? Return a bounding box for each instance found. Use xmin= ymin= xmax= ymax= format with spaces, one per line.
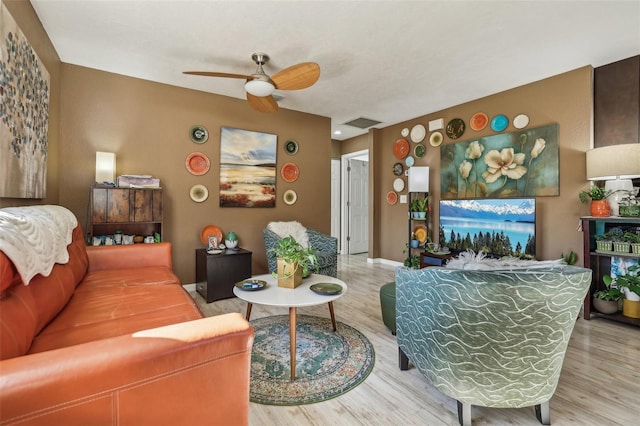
xmin=0 ymin=226 xmax=88 ymax=360
xmin=29 ymin=267 xmax=202 ymax=354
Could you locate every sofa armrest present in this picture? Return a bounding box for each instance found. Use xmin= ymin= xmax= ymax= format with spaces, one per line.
xmin=307 ymin=228 xmax=338 ymax=253
xmin=87 ymin=242 xmax=173 ymax=272
xmin=0 ymin=313 xmax=253 ymax=425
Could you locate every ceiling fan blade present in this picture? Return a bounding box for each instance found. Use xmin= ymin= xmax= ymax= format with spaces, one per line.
xmin=271 ymin=62 xmax=320 ymax=90
xmin=183 ymin=71 xmax=251 ymax=79
xmin=247 ymin=93 xmax=279 ymax=113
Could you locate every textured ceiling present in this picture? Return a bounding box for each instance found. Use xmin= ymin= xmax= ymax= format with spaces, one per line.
xmin=31 ymin=0 xmax=640 ymax=141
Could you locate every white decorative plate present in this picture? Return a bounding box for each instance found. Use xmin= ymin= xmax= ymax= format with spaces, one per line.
xmin=283 ymin=189 xmax=297 ymax=205
xmin=429 ymin=131 xmax=443 ymax=147
xmin=410 ymin=124 xmax=426 ymax=143
xmin=401 ymin=127 xmax=409 ymax=137
xmin=189 ymin=184 xmax=208 ymax=203
xmin=513 ymin=114 xmax=530 ymax=129
xmin=393 ymin=177 xmax=405 ymax=192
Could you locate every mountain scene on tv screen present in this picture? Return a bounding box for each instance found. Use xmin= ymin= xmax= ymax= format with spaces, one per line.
xmin=439 ymin=199 xmax=536 ymax=258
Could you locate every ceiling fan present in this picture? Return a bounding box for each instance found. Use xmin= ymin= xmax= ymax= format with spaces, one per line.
xmin=184 ymin=53 xmax=320 ymax=113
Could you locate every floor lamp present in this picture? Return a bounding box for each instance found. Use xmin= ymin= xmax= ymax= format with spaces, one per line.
xmin=586 ymin=144 xmax=640 ymax=216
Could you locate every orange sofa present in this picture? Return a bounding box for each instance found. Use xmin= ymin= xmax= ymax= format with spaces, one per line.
xmin=0 ymin=223 xmax=253 ymax=425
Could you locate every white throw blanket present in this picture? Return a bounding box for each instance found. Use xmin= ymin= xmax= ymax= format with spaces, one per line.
xmin=267 ymin=221 xmax=309 ymax=248
xmin=0 ymin=205 xmax=77 ymax=284
xmin=445 ymin=250 xmax=565 ymax=270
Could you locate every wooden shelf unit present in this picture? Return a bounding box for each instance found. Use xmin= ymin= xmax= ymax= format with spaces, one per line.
xmin=581 ymin=216 xmax=640 ymax=327
xmin=89 ymin=186 xmax=163 ymax=243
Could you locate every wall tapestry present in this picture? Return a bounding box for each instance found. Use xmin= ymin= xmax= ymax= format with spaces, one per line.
xmin=440 ymin=123 xmax=559 ymax=199
xmin=0 ymin=3 xmax=50 ymax=199
xmin=219 ymin=126 xmax=277 ymax=207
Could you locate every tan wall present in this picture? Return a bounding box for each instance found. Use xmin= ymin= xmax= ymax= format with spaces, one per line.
xmin=370 ymin=66 xmax=593 ymax=263
xmin=0 ymin=0 xmax=61 ymax=208
xmin=58 ymin=65 xmax=331 ymax=283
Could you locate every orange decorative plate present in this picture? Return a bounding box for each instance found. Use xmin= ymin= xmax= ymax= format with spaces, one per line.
xmin=413 ymin=225 xmax=428 ymax=244
xmin=393 ymin=138 xmax=410 ymax=159
xmin=185 ymin=152 xmax=211 ymax=176
xmin=470 ymin=112 xmax=488 ymax=131
xmin=386 ymin=191 xmax=398 ymax=205
xmin=281 ymin=162 xmax=299 ymax=183
xmin=200 ymin=225 xmax=223 ymax=245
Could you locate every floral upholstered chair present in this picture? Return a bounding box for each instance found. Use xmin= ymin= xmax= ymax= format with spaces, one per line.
xmin=263 ymin=221 xmax=338 ymax=277
xmin=395 ymin=264 xmax=591 ymax=425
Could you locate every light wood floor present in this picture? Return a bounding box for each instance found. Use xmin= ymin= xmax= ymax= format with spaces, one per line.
xmin=191 ymin=255 xmax=640 ymax=426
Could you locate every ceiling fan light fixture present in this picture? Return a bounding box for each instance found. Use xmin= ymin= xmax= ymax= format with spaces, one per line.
xmin=245 ymin=79 xmax=275 ymax=97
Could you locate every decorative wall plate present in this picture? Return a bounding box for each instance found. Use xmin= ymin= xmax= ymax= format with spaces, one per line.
xmin=189 ymin=184 xmax=208 ymax=203
xmin=405 ymin=156 xmax=415 ymax=167
xmin=185 ymin=152 xmax=211 ymax=175
xmin=393 ymin=138 xmax=410 ymax=159
xmin=445 ymin=118 xmax=465 ymax=139
xmin=414 ymin=144 xmax=426 ymax=158
xmin=283 ymin=189 xmax=298 ymax=205
xmin=469 ymin=112 xmax=488 ymax=131
xmin=189 ymin=125 xmax=209 ymax=144
xmin=281 ymin=162 xmax=300 ymax=182
xmin=386 ymin=191 xmax=398 ymax=205
xmin=393 ymin=162 xmax=404 ymax=176
xmin=490 ymin=114 xmax=509 ymax=132
xmin=393 ymin=177 xmax=405 ymax=192
xmin=513 ymin=114 xmax=530 ymax=129
xmin=200 ymin=225 xmax=223 ymax=245
xmin=413 ymin=225 xmax=428 ymax=244
xmin=410 ymin=124 xmax=426 ymax=143
xmin=429 ymin=131 xmax=443 ymax=147
xmin=401 ymin=128 xmax=409 ymax=137
xmin=285 ymin=139 xmax=299 ymax=155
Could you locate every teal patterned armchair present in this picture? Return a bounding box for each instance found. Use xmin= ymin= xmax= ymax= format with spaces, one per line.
xmin=395 ymin=265 xmax=591 ymax=425
xmin=263 ymin=227 xmax=338 ymax=277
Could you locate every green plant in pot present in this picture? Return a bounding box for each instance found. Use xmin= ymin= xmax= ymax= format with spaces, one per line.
xmin=593 ymin=276 xmax=622 ymax=314
xmin=603 ymin=264 xmax=640 ymax=318
xmin=268 ymin=236 xmax=318 ymax=288
xmin=410 ymin=195 xmax=429 ymax=219
xmin=579 ymin=185 xmax=612 ymax=217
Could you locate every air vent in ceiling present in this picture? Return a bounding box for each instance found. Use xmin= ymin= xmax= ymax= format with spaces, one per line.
xmin=343 ymin=117 xmax=382 ymax=129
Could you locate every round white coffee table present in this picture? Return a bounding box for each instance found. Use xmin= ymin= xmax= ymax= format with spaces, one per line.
xmin=233 ymin=273 xmax=347 ymax=381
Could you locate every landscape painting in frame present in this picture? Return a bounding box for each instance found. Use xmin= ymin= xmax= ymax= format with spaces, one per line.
xmin=219 ymin=127 xmax=277 ymax=207
xmin=440 ymin=123 xmax=559 ymax=199
xmin=0 ymin=3 xmax=50 ymax=198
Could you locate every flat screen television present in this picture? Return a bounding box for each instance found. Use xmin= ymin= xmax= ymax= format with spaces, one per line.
xmin=439 ymin=198 xmax=536 ymax=259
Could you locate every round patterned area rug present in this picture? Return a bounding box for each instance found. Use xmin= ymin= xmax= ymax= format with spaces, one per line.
xmin=250 ymin=314 xmax=375 ymax=405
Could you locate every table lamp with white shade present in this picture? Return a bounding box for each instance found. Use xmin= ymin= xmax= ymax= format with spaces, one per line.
xmin=586 ymin=143 xmax=640 ymax=216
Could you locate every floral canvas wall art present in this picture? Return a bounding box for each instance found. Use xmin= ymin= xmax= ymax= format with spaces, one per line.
xmin=0 ymin=3 xmax=50 ymax=198
xmin=440 ymin=123 xmax=559 ymax=199
xmin=219 ymin=127 xmax=277 ymax=207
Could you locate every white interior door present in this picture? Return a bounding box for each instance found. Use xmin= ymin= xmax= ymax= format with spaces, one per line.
xmin=330 ymin=159 xmax=341 ymax=251
xmin=347 ymin=158 xmax=368 ymax=254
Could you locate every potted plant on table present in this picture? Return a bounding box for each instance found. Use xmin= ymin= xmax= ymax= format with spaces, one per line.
xmin=604 ymin=264 xmax=640 ymax=318
xmin=579 ymin=185 xmax=612 ymax=217
xmin=268 ymin=236 xmax=318 ymax=288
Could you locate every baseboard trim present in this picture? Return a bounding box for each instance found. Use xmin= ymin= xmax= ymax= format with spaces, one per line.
xmin=183 ymin=283 xmax=196 ymax=292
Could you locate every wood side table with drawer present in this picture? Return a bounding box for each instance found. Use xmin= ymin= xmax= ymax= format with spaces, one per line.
xmin=195 ymin=248 xmax=252 ymax=303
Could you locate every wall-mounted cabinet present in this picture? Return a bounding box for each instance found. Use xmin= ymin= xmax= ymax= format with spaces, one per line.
xmin=581 ymin=216 xmax=640 ymax=327
xmin=89 ymin=186 xmax=163 ymax=243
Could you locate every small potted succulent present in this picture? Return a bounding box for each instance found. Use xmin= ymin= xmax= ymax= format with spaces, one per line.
xmin=623 ymin=231 xmax=640 ymax=255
